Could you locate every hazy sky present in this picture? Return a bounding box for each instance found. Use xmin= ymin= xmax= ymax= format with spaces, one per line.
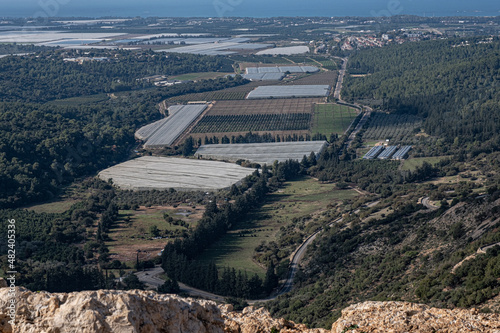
xmin=2 ymin=0 xmax=499 ymax=17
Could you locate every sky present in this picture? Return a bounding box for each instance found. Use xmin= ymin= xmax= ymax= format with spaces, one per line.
xmin=1 ymin=0 xmax=499 ymax=18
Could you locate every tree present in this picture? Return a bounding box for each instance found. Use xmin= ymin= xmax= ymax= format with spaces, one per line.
xmin=182 ymin=136 xmax=195 ymax=156
xmin=150 ymin=225 xmax=160 ymax=237
xmin=264 ymin=262 xmax=279 ymax=294
xmin=122 ymin=274 xmax=144 ymax=290
xmin=157 ymin=278 xmax=180 ymax=294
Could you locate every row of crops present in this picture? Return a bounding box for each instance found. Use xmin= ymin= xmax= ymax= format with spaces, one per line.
xmin=191 ymin=113 xmax=312 ymax=133
xmin=363 ymin=113 xmax=423 ymax=143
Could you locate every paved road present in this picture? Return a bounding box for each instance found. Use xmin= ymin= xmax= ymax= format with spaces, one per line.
xmin=135 ymin=266 xmax=227 ymax=302
xmin=334 ymin=57 xmax=348 ymax=100
xmin=421 ymin=197 xmax=439 ymax=210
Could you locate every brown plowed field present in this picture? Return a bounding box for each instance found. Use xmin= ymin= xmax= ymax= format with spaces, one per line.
xmin=206 ymin=98 xmax=324 ymax=115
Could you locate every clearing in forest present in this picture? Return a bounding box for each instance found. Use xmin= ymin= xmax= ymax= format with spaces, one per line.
xmin=197 ymin=177 xmax=359 ymax=276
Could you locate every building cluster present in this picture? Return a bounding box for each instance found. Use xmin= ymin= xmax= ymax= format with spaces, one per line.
xmin=363 ymin=145 xmax=412 ymax=160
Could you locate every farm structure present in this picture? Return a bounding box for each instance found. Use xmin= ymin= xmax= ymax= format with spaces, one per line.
xmin=195 ymin=141 xmax=328 ymax=165
xmin=377 ymin=146 xmax=399 ymax=159
xmin=98 ymin=156 xmax=255 ymax=191
xmin=393 ymin=146 xmax=412 ymax=160
xmin=240 ymin=65 xmax=319 ymax=81
xmin=363 ymin=145 xmax=412 ymax=160
xmin=256 ymin=45 xmax=310 ymax=55
xmin=363 ymin=146 xmax=384 ymax=159
xmin=135 ymin=104 xmax=207 ymax=147
xmin=246 ymin=85 xmax=331 ymax=99
xmin=156 ymin=41 xmax=271 ymax=56
xmin=245 ymin=65 xmax=319 ymax=74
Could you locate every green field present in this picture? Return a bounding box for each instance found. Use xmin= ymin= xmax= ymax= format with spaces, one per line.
xmin=312 ymin=103 xmax=359 ymax=136
xmin=401 ymin=156 xmax=451 ymax=172
xmin=197 ymin=177 xmax=359 ymax=276
xmin=25 ymin=199 xmax=80 ymax=214
xmin=169 ymin=72 xmax=232 ymax=81
xmin=48 ymin=94 xmax=109 ymax=106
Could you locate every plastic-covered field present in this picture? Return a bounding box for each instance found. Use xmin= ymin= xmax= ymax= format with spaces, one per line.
xmin=98 ymin=156 xmax=255 ymax=191
xmin=135 ymin=104 xmax=207 ymax=147
xmin=195 ymin=141 xmax=328 ymax=165
xmin=246 ymin=85 xmax=330 ymax=99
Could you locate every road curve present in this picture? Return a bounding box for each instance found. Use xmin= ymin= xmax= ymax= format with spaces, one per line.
xmin=421 ymin=196 xmax=439 ymax=210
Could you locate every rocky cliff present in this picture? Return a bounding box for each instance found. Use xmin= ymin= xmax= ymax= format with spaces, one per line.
xmin=0 ymin=287 xmax=498 ymax=333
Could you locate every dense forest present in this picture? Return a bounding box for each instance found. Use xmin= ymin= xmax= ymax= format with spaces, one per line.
xmin=0 ymin=50 xmax=234 ymax=102
xmin=343 ymin=37 xmax=500 ymax=155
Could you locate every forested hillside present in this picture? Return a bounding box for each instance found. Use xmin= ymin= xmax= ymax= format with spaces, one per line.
xmin=0 ymin=50 xmax=233 ymax=102
xmin=343 ymin=37 xmax=500 ymax=154
xmin=266 ymin=37 xmax=500 ymax=328
xmin=267 ymin=187 xmax=500 ymax=328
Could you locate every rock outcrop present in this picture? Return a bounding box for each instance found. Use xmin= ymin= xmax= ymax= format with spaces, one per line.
xmin=1 ymin=288 xmax=499 ymax=333
xmin=331 ymin=301 xmax=500 ymax=333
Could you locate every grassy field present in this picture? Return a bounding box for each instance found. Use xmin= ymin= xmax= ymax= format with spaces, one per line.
xmin=106 ymin=205 xmax=204 ymax=265
xmin=312 ymin=103 xmax=359 ymax=136
xmin=25 ymin=199 xmax=80 ymax=214
xmin=197 ymin=177 xmax=359 ymax=276
xmin=169 ymin=72 xmax=232 ymax=81
xmin=401 ymin=156 xmax=451 ymax=172
xmin=48 ymin=94 xmax=109 ymax=106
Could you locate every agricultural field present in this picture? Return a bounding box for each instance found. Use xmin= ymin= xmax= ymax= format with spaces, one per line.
xmin=195 ymin=141 xmax=328 ymax=165
xmin=191 ymin=113 xmax=312 ymax=133
xmin=312 ymin=103 xmax=359 ymax=136
xmin=247 ymin=85 xmax=330 ymax=99
xmin=362 ymin=112 xmax=423 ymax=143
xmin=285 ymin=70 xmax=338 ymax=86
xmin=204 ymin=98 xmax=322 ymax=115
xmin=256 ymin=45 xmax=310 ymax=55
xmin=98 ymin=156 xmax=255 ymax=191
xmin=186 ymin=98 xmax=325 ymax=142
xmin=197 ymin=177 xmax=359 ymax=276
xmin=136 ymin=104 xmax=207 ymax=147
xmin=107 ymin=205 xmax=205 ymax=264
xmin=166 ymin=81 xmax=275 ymax=102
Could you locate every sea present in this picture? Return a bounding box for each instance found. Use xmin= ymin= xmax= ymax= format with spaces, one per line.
xmin=1 ymin=0 xmax=499 ymax=18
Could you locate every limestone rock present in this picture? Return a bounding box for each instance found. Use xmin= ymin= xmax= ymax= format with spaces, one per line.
xmin=331 ymin=301 xmax=500 ymax=333
xmin=2 ymin=288 xmax=498 ymax=333
xmin=221 ymin=305 xmax=328 ymax=333
xmin=0 ymin=287 xmax=224 ymax=333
